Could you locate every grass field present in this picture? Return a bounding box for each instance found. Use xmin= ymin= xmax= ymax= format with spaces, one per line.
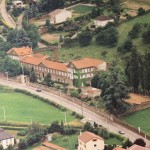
xmin=122 ymin=108 xmax=150 ymax=134
xmin=105 ymin=138 xmax=122 ymax=145
xmin=51 ymin=134 xmax=78 ymax=150
xmin=41 ymin=13 xmax=150 ymax=65
xmin=62 ymin=13 xmax=150 ymax=63
xmin=0 ymin=87 xmax=75 ymax=124
xmin=68 ymin=4 xmax=94 ymax=14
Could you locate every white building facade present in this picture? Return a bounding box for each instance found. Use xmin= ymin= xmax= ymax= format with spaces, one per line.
xmin=49 ymin=9 xmax=72 ymax=24
xmin=78 ymin=131 xmax=104 ymax=150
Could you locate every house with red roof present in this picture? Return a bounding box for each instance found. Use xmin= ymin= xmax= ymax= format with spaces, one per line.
xmin=78 ymin=131 xmax=104 ymax=150
xmin=67 ymin=57 xmax=107 ymax=87
xmin=6 ymin=47 xmax=33 ymax=60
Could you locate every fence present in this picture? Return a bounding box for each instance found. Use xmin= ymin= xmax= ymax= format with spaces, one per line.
xmin=113 ymin=117 xmax=150 ymax=140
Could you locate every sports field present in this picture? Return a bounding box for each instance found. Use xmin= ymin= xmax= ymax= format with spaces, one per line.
xmin=122 ymin=108 xmax=150 ymax=134
xmin=0 ymin=87 xmax=75 ymax=124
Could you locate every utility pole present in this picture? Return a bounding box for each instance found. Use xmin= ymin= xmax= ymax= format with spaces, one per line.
xmin=3 ymin=107 xmax=6 ymax=121
xmin=64 ymin=112 xmax=67 ymax=123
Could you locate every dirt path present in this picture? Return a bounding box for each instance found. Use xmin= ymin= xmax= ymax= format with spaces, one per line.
xmin=0 ymin=0 xmax=16 ymax=28
xmin=17 ymin=13 xmax=24 ymax=29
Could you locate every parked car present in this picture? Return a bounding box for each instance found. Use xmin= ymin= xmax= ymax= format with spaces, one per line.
xmin=118 ymin=130 xmax=125 ymax=134
xmin=36 ymin=88 xmax=41 ymax=92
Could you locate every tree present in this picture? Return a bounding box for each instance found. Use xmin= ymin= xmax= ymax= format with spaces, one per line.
xmin=134 ymin=138 xmax=146 ymax=147
xmin=91 ymin=74 xmax=99 ymax=88
xmin=122 ymin=138 xmax=133 ymax=148
xmin=129 ymin=47 xmax=139 ymax=92
xmin=7 ymin=29 xmax=31 ymax=47
xmin=44 ymin=73 xmax=54 ymax=87
xmin=0 ymin=57 xmax=21 ymax=76
xmin=0 ymin=41 xmax=12 ymax=52
xmin=143 ymin=52 xmax=150 ymax=92
xmin=142 ymin=27 xmax=150 ymax=43
xmin=48 ymin=121 xmax=64 ymax=133
xmin=38 ymin=0 xmax=64 ymax=13
xmin=16 ymin=29 xmax=31 ymax=47
xmin=18 ymin=139 xmax=27 ymax=149
xmin=25 ymin=24 xmax=40 ymax=48
xmin=78 ymin=31 xmax=92 ymax=47
xmin=138 ymin=7 xmax=145 ymax=16
xmin=117 ymin=38 xmax=133 ymax=53
xmin=29 ymin=68 xmax=37 ymax=83
xmin=28 ymin=122 xmax=43 ymax=134
xmin=103 ymin=81 xmax=129 ymax=115
xmin=96 ymin=27 xmax=118 ymax=47
xmin=128 ymin=23 xmax=141 ymax=38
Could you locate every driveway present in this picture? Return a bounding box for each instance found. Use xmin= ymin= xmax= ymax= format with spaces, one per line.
xmin=0 ymin=79 xmax=150 ymax=146
xmin=0 ymin=0 xmax=16 ymax=28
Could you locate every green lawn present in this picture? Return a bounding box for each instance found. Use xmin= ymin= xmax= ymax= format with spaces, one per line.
xmin=68 ymin=4 xmax=94 ymax=14
xmin=0 ymin=87 xmax=75 ymax=124
xmin=105 ymin=138 xmax=123 ymax=145
xmin=51 ymin=134 xmax=78 ymax=150
xmin=41 ymin=13 xmax=150 ymax=65
xmin=122 ymin=108 xmax=150 ymax=134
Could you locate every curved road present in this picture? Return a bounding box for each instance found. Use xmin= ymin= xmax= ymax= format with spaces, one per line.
xmin=0 ymin=0 xmax=16 ymax=28
xmin=0 ymin=79 xmax=150 ymax=146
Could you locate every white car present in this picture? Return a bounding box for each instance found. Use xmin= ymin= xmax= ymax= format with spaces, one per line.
xmin=118 ymin=130 xmax=125 ymax=134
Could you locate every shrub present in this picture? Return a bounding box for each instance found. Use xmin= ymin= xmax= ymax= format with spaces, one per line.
xmin=18 ymin=139 xmax=27 ymax=149
xmin=57 ymin=26 xmax=64 ymax=31
xmin=17 ymin=130 xmax=27 ymax=136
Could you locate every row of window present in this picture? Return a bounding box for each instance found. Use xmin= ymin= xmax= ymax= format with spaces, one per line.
xmin=22 ymin=63 xmax=72 ymax=77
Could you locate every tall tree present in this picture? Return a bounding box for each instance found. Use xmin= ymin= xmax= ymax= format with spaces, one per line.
xmin=129 ymin=47 xmax=139 ymax=92
xmin=103 ymin=81 xmax=129 ymax=115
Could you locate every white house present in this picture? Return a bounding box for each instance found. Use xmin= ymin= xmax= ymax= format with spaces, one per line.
xmin=49 ymin=9 xmax=72 ymax=24
xmin=0 ymin=128 xmax=15 ymax=149
xmin=78 ymin=131 xmax=104 ymax=150
xmin=12 ymin=0 xmax=24 ymax=8
xmin=94 ymin=16 xmax=114 ymax=27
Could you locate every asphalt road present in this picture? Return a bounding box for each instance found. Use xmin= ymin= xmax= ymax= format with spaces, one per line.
xmin=0 ymin=79 xmax=149 ymax=146
xmin=0 ymin=0 xmax=16 ymax=28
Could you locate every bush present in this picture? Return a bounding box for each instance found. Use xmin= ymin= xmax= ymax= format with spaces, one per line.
xmin=18 ymin=139 xmax=27 ymax=149
xmin=57 ymin=26 xmax=64 ymax=31
xmin=17 ymin=130 xmax=27 ymax=136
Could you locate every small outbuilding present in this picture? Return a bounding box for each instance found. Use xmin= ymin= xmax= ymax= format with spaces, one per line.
xmin=49 ymin=9 xmax=72 ymax=24
xmin=94 ymin=15 xmax=114 ymax=27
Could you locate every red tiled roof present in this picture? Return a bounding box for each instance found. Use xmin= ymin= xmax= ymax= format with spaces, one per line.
xmin=78 ymin=131 xmax=104 ymax=143
xmin=127 ymin=145 xmax=150 ymax=150
xmin=34 ymin=53 xmax=50 ymax=60
xmin=70 ymin=57 xmax=105 ymax=69
xmin=20 ymin=56 xmax=42 ymax=65
xmin=20 ymin=56 xmax=67 ymax=72
xmin=95 ymin=16 xmax=113 ymax=21
xmin=42 ymin=60 xmax=67 ymax=72
xmin=42 ymin=142 xmax=67 ymax=150
xmin=7 ymin=47 xmax=32 ymax=56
